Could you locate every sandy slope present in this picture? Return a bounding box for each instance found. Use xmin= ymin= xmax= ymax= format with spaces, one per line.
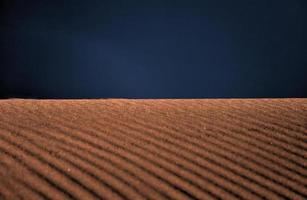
xmin=0 ymin=99 xmax=306 ymax=200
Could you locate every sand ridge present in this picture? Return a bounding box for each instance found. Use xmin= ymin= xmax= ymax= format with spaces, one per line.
xmin=0 ymin=99 xmax=306 ymax=200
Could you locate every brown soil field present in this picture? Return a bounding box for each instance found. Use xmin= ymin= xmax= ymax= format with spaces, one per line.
xmin=0 ymin=99 xmax=306 ymax=200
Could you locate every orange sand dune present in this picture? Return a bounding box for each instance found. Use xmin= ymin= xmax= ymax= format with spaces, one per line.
xmin=0 ymin=99 xmax=306 ymax=200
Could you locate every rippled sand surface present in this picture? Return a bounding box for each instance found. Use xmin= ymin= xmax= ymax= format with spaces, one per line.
xmin=0 ymin=99 xmax=306 ymax=200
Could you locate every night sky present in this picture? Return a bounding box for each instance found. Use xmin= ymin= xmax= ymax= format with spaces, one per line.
xmin=1 ymin=0 xmax=307 ymax=98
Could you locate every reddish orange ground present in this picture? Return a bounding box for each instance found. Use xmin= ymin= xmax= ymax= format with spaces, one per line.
xmin=0 ymin=99 xmax=306 ymax=200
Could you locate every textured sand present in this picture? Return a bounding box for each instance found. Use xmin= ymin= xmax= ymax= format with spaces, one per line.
xmin=0 ymin=99 xmax=306 ymax=200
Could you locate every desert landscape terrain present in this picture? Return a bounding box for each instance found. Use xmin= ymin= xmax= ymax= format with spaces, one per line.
xmin=0 ymin=99 xmax=306 ymax=200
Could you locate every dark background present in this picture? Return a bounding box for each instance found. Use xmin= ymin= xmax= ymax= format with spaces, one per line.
xmin=1 ymin=0 xmax=307 ymax=99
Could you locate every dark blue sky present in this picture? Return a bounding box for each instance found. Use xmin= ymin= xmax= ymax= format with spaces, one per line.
xmin=1 ymin=0 xmax=307 ymax=98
